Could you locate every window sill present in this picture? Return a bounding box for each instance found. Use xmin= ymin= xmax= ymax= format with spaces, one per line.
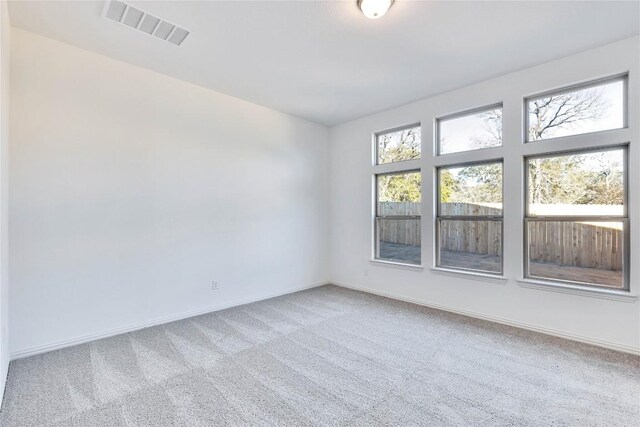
xmin=430 ymin=267 xmax=508 ymax=284
xmin=369 ymin=259 xmax=423 ymax=272
xmin=517 ymin=278 xmax=637 ymax=302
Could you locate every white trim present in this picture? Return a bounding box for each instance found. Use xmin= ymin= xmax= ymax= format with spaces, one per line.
xmin=10 ymin=281 xmax=328 ymax=360
xmin=432 ymin=146 xmax=504 ymax=166
xmin=369 ymin=259 xmax=423 ymax=271
xmin=372 ymin=159 xmax=421 ymax=175
xmin=330 ymin=281 xmax=640 ymax=356
xmin=430 ymin=267 xmax=508 ymax=284
xmin=518 ymin=279 xmax=638 ymax=302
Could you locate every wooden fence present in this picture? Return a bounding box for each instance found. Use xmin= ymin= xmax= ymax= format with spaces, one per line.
xmin=379 ymin=202 xmax=623 ymax=271
xmin=528 ymin=220 xmax=622 ymax=271
xmin=378 ymin=202 xmax=421 ymax=246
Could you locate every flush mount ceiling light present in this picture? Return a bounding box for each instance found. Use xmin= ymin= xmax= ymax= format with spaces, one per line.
xmin=103 ymin=0 xmax=190 ymax=46
xmin=358 ymin=0 xmax=394 ymax=19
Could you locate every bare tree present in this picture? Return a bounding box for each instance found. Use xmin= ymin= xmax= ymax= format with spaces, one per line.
xmin=470 ymin=109 xmax=502 ymax=148
xmin=378 ymin=127 xmax=420 ymax=164
xmin=528 ymin=87 xmax=606 ymax=141
xmin=445 ymin=89 xmax=620 ymax=207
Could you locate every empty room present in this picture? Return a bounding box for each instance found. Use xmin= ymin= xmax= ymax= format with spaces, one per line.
xmin=0 ymin=0 xmax=638 ymax=425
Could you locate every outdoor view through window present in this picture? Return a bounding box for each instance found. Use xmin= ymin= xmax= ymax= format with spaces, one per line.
xmin=377 ymin=125 xmax=421 ymax=164
xmin=525 ymin=148 xmax=626 ymax=288
xmin=438 ymin=106 xmax=502 ymax=155
xmin=374 ymin=124 xmax=422 ymax=265
xmin=437 ymin=162 xmax=503 ymax=273
xmin=376 ymin=172 xmax=421 ymax=265
xmin=527 ymin=78 xmax=625 ymax=141
xmin=372 ymin=76 xmax=627 ymax=290
xmin=523 ymin=76 xmax=627 ymax=289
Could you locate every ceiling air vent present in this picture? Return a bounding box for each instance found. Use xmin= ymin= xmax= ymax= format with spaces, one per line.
xmin=103 ymin=1 xmax=190 ymax=46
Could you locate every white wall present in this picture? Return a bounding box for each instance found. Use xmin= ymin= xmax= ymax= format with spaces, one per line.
xmin=0 ymin=0 xmax=10 ymax=400
xmin=329 ymin=36 xmax=640 ymax=354
xmin=6 ymin=27 xmax=639 ymax=361
xmin=9 ymin=29 xmax=329 ymax=356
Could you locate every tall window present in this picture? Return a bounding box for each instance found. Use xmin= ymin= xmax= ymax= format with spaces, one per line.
xmin=435 ymin=105 xmax=504 ymax=275
xmin=436 ymin=161 xmax=503 ymax=274
xmin=373 ymin=124 xmax=421 ymax=265
xmin=525 ymin=148 xmax=628 ymax=289
xmin=524 ymin=76 xmax=629 ymax=290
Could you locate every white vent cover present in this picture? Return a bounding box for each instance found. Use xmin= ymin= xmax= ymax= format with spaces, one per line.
xmin=103 ymin=1 xmax=190 ymax=46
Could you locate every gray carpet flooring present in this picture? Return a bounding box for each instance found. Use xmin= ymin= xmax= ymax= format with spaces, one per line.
xmin=1 ymin=285 xmax=638 ymax=426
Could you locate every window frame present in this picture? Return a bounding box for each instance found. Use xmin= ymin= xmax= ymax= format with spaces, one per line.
xmin=435 ymin=103 xmax=503 ymax=156
xmin=524 ymin=74 xmax=628 ymax=144
xmin=435 ymin=159 xmax=505 ymax=275
xmin=374 ymin=122 xmax=422 ymax=166
xmin=374 ymin=169 xmax=422 ymax=266
xmin=523 ymin=145 xmax=630 ymax=291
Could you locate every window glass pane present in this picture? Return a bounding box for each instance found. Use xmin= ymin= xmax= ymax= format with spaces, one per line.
xmin=377 ymin=171 xmax=421 ymax=211
xmin=527 ymin=78 xmax=625 ymax=141
xmin=438 ymin=107 xmax=502 ymax=155
xmin=376 ymin=171 xmax=421 ymax=265
xmin=527 ymin=149 xmax=624 ymax=216
xmin=438 ymin=219 xmax=502 ymax=273
xmin=526 ymin=220 xmax=624 ymax=289
xmin=439 ymin=163 xmax=502 ymax=216
xmin=376 ymin=218 xmax=421 ymax=265
xmin=376 ymin=126 xmax=421 ymax=164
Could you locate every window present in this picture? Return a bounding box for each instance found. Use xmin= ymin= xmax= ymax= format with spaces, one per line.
xmin=373 ymin=123 xmax=422 ymax=266
xmin=436 ymin=161 xmax=503 ymax=274
xmin=437 ymin=105 xmax=502 ymax=155
xmin=375 ymin=171 xmax=421 ymax=265
xmin=525 ymin=147 xmax=628 ymax=289
xmin=376 ymin=124 xmax=421 ymax=164
xmin=526 ymin=76 xmax=626 ymax=142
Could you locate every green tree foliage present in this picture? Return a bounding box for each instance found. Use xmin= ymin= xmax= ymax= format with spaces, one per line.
xmin=456 ymin=163 xmax=502 ymax=203
xmin=377 ymin=127 xmax=421 ymax=203
xmin=528 ymin=151 xmax=623 ymax=206
xmin=378 ymin=172 xmax=421 ymax=203
xmin=439 ymin=170 xmax=458 ymax=202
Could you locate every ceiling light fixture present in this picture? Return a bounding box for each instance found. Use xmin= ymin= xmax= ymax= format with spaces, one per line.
xmin=358 ymin=0 xmax=394 ymax=19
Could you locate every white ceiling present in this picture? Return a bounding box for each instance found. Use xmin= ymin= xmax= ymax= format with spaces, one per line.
xmin=8 ymin=1 xmax=640 ymax=126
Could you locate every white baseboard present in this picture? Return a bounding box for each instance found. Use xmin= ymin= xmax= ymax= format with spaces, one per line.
xmin=330 ymin=281 xmax=640 ymax=356
xmin=11 ymin=279 xmax=639 ymax=359
xmin=10 ymin=281 xmax=329 ymax=360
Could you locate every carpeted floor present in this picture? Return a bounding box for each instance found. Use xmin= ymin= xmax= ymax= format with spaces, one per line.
xmin=1 ymin=285 xmax=638 ymax=426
